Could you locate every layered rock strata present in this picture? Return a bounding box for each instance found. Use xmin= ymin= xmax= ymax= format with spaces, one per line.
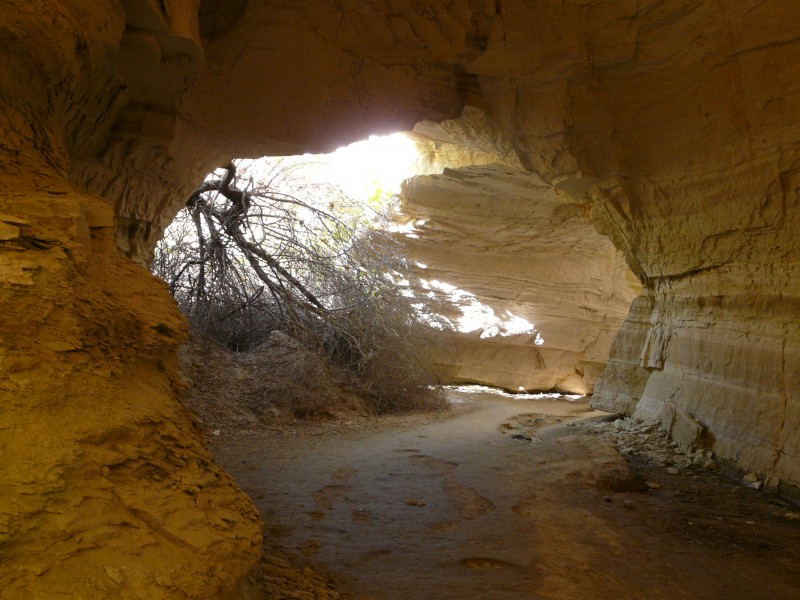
xmin=3 ymin=0 xmax=800 ymax=597
xmin=0 ymin=2 xmax=264 ymax=598
xmin=397 ymin=116 xmax=639 ymax=393
xmin=413 ymin=0 xmax=800 ymax=494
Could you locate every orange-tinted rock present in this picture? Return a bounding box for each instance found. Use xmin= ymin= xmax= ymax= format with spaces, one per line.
xmin=3 ymin=1 xmax=800 ymax=596
xmin=0 ymin=2 xmax=261 ymax=597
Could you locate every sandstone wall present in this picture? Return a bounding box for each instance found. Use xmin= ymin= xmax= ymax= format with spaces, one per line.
xmin=459 ymin=0 xmax=800 ymax=492
xmin=397 ymin=113 xmax=639 ymax=393
xmin=3 ymin=0 xmax=800 ymax=596
xmin=0 ymin=2 xmax=264 ymax=598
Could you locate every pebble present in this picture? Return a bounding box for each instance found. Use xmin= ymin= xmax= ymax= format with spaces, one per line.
xmin=573 ymin=417 xmax=692 ymax=470
xmin=645 ymin=481 xmax=661 ymax=490
xmin=743 ymin=472 xmax=759 ymax=484
xmin=743 ymin=472 xmax=763 ymax=490
xmin=666 ymin=467 xmax=679 ymax=476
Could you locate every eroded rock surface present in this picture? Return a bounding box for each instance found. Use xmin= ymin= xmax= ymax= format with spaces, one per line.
xmin=0 ymin=2 xmax=262 ymax=598
xmin=0 ymin=167 xmax=261 ymax=598
xmin=396 ymin=112 xmax=639 ymax=393
xmin=3 ymin=0 xmax=800 ymax=596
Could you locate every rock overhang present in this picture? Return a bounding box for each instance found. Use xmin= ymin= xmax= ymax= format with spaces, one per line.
xmin=2 ymin=1 xmax=800 ymax=596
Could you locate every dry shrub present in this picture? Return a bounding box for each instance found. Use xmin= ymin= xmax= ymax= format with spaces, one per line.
xmin=180 ymin=332 xmax=368 ymax=429
xmin=155 ymin=160 xmax=451 ymax=416
xmin=319 ymin=302 xmax=449 ymax=414
xmin=248 ymin=331 xmax=366 ymax=419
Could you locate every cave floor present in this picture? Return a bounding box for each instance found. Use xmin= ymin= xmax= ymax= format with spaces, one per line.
xmin=212 ymin=389 xmax=800 ymax=600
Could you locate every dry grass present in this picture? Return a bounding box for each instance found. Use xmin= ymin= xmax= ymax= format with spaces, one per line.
xmin=179 ymin=328 xmax=450 ymax=435
xmin=179 ymin=333 xmax=369 ymax=431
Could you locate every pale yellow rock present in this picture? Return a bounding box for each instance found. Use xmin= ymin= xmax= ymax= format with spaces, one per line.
xmin=2 ymin=1 xmax=800 ymax=597
xmin=397 ymin=119 xmax=639 ymax=393
xmin=38 ymin=339 xmax=82 ymax=352
xmin=0 ymin=213 xmax=30 ymax=225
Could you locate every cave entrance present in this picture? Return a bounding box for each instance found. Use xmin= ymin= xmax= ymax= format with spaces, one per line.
xmin=152 ymin=130 xmax=564 ymax=421
xmin=148 ymin=126 xmax=646 ymax=595
xmin=148 ymin=129 xmax=722 ymax=599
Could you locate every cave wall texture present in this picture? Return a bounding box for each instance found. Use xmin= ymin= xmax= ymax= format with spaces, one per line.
xmin=1 ymin=0 xmax=799 ymax=596
xmin=395 ymin=109 xmax=640 ymax=394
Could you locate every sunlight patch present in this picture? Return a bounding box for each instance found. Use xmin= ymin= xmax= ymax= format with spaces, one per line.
xmin=234 ymin=133 xmax=419 ymax=211
xmin=422 ymin=279 xmax=544 ymax=343
xmin=446 ymin=385 xmax=583 ymax=401
xmin=326 ymin=133 xmax=419 ymax=201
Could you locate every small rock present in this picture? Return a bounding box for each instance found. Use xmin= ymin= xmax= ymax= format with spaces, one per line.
xmin=645 ymin=481 xmax=661 ymax=490
xmin=623 ymin=500 xmax=636 ymax=509
xmin=405 ymin=498 xmax=426 ymax=507
xmin=104 ymin=566 xmax=124 ymax=585
xmin=603 ymin=496 xmax=613 ymax=503
xmin=782 ymin=512 xmax=800 ymax=521
xmin=666 ymin=467 xmax=680 ymax=475
xmin=0 ymin=222 xmax=20 ymax=241
xmin=703 ymin=459 xmax=717 ymax=470
xmin=743 ymin=472 xmax=759 ymax=484
xmin=742 ymin=472 xmax=763 ymax=489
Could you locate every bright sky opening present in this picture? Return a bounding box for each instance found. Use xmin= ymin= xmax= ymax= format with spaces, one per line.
xmin=237 ymin=132 xmax=420 ymax=208
xmin=323 ymin=133 xmax=419 ymax=202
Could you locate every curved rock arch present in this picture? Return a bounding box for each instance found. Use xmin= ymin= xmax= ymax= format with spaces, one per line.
xmin=1 ymin=1 xmax=798 ymax=596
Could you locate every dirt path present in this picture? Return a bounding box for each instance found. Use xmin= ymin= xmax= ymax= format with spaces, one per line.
xmin=214 ymin=389 xmax=800 ymax=599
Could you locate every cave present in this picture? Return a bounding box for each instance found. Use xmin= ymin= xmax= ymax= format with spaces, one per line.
xmin=1 ymin=1 xmax=799 ymax=598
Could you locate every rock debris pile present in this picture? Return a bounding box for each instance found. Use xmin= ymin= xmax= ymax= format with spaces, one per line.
xmin=572 ymin=417 xmax=717 ymax=471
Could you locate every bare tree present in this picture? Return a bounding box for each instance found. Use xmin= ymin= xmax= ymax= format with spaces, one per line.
xmin=153 ymin=159 xmax=449 ymax=412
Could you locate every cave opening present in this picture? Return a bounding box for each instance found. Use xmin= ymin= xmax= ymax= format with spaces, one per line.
xmin=152 ymin=128 xmax=567 ymax=414
xmin=147 ymin=111 xmax=800 ymax=597
xmin=5 ymin=3 xmax=800 ymax=598
xmin=149 ymin=128 xmax=658 ymax=597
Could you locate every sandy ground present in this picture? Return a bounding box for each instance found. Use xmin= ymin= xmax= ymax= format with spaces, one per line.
xmin=213 ymin=388 xmax=800 ymax=599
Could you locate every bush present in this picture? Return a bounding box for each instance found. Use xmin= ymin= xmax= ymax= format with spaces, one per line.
xmin=153 ymin=159 xmax=449 ymax=414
